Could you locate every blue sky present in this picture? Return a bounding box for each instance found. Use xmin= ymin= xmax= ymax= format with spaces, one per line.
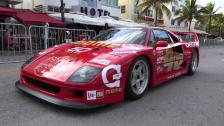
xmin=197 ymin=0 xmax=224 ymax=13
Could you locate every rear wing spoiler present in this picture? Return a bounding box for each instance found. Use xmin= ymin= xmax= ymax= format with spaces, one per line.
xmin=173 ymin=32 xmax=199 ymax=42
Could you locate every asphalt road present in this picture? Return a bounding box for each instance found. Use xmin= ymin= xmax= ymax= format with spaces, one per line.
xmin=0 ymin=47 xmax=224 ymax=126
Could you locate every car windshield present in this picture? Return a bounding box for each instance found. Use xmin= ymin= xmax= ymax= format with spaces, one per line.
xmin=93 ymin=28 xmax=147 ymax=45
xmin=175 ymin=33 xmax=195 ymax=42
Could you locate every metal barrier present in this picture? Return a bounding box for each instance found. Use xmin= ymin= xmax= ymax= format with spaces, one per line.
xmin=0 ymin=23 xmax=28 ymax=64
xmin=0 ymin=23 xmax=97 ymax=64
xmin=199 ymin=38 xmax=224 ymax=47
xmin=28 ymin=24 xmax=96 ymax=53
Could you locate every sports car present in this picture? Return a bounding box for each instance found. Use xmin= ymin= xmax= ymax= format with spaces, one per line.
xmin=16 ymin=27 xmax=199 ymax=109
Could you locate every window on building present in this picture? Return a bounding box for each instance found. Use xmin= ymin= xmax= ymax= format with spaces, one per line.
xmin=48 ymin=6 xmax=54 ymax=12
xmin=134 ymin=5 xmax=139 ymax=14
xmin=65 ymin=9 xmax=71 ymax=13
xmin=121 ymin=5 xmax=126 ymax=14
xmin=145 ymin=10 xmax=153 ymax=17
xmin=185 ymin=21 xmax=188 ymax=27
xmin=171 ymin=19 xmax=175 ymax=25
xmin=48 ymin=5 xmax=69 ymax=13
xmin=101 ymin=0 xmax=118 ymax=8
xmin=172 ymin=6 xmax=176 ymax=12
xmin=178 ymin=21 xmax=181 ymax=26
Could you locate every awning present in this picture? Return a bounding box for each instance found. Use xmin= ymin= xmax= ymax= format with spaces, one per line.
xmin=0 ymin=6 xmax=64 ymax=27
xmin=15 ymin=9 xmax=64 ymax=27
xmin=0 ymin=6 xmax=16 ymax=17
xmin=49 ymin=12 xmax=105 ymax=26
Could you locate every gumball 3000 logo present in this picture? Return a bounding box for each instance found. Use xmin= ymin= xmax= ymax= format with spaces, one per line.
xmin=102 ymin=65 xmax=122 ymax=88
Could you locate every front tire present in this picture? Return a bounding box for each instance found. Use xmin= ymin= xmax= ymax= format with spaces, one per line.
xmin=125 ymin=57 xmax=150 ymax=100
xmin=187 ymin=50 xmax=198 ymax=75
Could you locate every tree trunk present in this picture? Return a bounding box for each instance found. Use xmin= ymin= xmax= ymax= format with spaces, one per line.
xmin=155 ymin=9 xmax=158 ymax=27
xmin=60 ymin=0 xmax=65 ymax=22
xmin=188 ymin=20 xmax=192 ymax=32
xmin=208 ymin=15 xmax=212 ymax=33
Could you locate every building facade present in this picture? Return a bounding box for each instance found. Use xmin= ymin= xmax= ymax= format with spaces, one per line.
xmin=15 ymin=0 xmax=121 ymax=18
xmin=118 ymin=0 xmax=195 ymax=29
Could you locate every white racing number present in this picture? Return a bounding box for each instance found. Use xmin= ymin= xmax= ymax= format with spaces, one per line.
xmin=102 ymin=65 xmax=122 ymax=88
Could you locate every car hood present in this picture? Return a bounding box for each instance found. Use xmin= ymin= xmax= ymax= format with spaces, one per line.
xmin=22 ymin=41 xmax=147 ymax=82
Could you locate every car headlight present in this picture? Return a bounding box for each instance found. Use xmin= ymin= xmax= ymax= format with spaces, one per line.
xmin=21 ymin=55 xmax=37 ymax=68
xmin=68 ymin=65 xmax=102 ymax=83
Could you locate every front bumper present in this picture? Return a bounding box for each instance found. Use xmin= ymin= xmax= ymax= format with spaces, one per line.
xmin=15 ymin=81 xmax=105 ymax=109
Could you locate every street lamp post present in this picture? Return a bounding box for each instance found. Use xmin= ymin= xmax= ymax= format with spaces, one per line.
xmin=60 ymin=0 xmax=65 ymax=22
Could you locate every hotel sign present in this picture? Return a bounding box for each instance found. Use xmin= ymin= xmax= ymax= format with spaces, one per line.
xmin=71 ymin=0 xmax=110 ymax=17
xmin=80 ymin=6 xmax=110 ymax=17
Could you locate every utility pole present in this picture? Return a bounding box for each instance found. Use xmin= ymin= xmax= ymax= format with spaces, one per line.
xmin=60 ymin=0 xmax=65 ymax=22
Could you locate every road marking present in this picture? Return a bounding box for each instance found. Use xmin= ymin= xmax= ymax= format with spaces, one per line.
xmin=0 ymin=67 xmax=20 ymax=73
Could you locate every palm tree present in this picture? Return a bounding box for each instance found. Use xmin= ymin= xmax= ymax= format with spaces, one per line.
xmin=212 ymin=14 xmax=224 ymax=36
xmin=175 ymin=0 xmax=204 ymax=32
xmin=199 ymin=2 xmax=222 ymax=33
xmin=136 ymin=0 xmax=175 ymax=27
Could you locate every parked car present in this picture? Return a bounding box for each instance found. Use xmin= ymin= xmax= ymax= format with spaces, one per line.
xmin=16 ymin=27 xmax=199 ymax=109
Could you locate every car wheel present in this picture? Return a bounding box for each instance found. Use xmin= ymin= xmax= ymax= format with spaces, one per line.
xmin=125 ymin=57 xmax=150 ymax=100
xmin=187 ymin=50 xmax=198 ymax=75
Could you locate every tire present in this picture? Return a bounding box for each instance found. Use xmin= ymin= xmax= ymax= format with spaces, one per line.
xmin=125 ymin=57 xmax=150 ymax=100
xmin=187 ymin=50 xmax=198 ymax=75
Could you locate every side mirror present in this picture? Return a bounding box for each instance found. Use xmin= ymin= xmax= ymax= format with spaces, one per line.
xmin=154 ymin=40 xmax=168 ymax=48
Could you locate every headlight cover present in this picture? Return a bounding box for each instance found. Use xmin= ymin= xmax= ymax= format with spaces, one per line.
xmin=68 ymin=65 xmax=102 ymax=83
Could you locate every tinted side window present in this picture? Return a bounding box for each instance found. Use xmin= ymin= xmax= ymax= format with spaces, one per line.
xmin=153 ymin=30 xmax=172 ymax=43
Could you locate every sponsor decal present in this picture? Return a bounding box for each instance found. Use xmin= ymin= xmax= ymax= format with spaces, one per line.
xmin=38 ymin=51 xmax=47 ymax=55
xmin=109 ymin=50 xmax=136 ymax=55
xmin=156 ymin=65 xmax=164 ymax=73
xmin=167 ymin=72 xmax=183 ymax=80
xmin=175 ymin=72 xmax=182 ymax=77
xmin=102 ymin=65 xmax=122 ymax=88
xmin=96 ymin=90 xmax=104 ymax=99
xmin=157 ymin=56 xmax=165 ymax=64
xmin=87 ymin=90 xmax=104 ymax=100
xmin=68 ymin=47 xmax=92 ymax=53
xmin=76 ymin=41 xmax=118 ymax=48
xmin=105 ymin=88 xmax=122 ymax=95
xmin=87 ymin=90 xmax=96 ymax=100
xmin=34 ymin=63 xmax=53 ymax=77
xmin=185 ymin=42 xmax=198 ymax=48
xmin=110 ymin=48 xmax=138 ymax=55
xmin=163 ymin=49 xmax=184 ymax=72
xmin=173 ymin=60 xmax=184 ymax=70
xmin=34 ymin=56 xmax=76 ymax=77
xmin=92 ymin=58 xmax=110 ymax=65
xmin=153 ymin=50 xmax=156 ymax=56
xmin=167 ymin=75 xmax=175 ymax=80
xmin=156 ymin=50 xmax=164 ymax=57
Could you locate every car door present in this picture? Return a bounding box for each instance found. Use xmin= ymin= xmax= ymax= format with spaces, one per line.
xmin=167 ymin=32 xmax=185 ymax=72
xmin=151 ymin=29 xmax=175 ymax=77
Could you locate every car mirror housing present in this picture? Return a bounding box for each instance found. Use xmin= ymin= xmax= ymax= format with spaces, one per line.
xmin=154 ymin=40 xmax=168 ymax=48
